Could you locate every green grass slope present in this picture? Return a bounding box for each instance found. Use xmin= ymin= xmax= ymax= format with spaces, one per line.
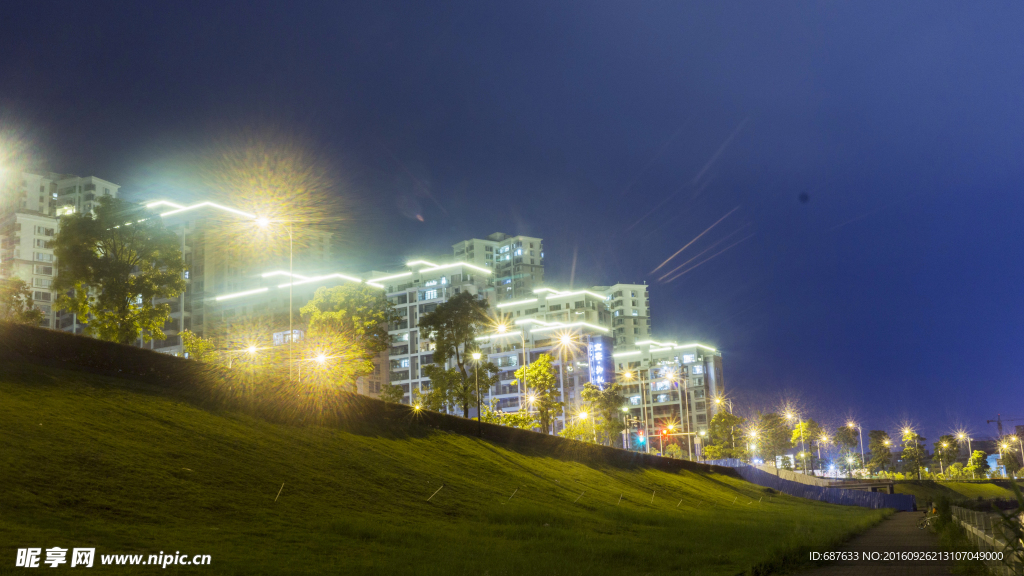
xmin=1 ymin=361 xmax=888 ymax=575
xmin=893 ymin=480 xmax=1022 ymax=504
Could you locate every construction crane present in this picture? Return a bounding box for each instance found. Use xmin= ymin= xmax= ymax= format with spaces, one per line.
xmin=986 ymin=414 xmax=1023 ymax=437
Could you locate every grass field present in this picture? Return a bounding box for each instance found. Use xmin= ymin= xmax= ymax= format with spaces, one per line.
xmin=893 ymin=480 xmax=1023 ymax=504
xmin=0 ymin=360 xmax=890 ymax=575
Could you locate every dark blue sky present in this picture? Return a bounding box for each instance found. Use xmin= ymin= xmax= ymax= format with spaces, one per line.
xmin=3 ymin=2 xmax=1021 ymax=442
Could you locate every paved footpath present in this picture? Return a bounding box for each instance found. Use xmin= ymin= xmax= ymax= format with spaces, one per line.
xmin=796 ymin=511 xmax=953 ymax=575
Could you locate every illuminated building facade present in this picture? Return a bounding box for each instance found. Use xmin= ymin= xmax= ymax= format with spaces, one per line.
xmin=591 ymin=283 xmax=650 ymax=346
xmin=366 ymin=260 xmax=495 ymax=404
xmin=452 ymin=232 xmax=543 ymax=301
xmin=614 ymin=340 xmax=725 ymax=455
xmin=147 ymin=200 xmax=333 ymax=355
xmin=0 ymin=171 xmax=119 ymax=330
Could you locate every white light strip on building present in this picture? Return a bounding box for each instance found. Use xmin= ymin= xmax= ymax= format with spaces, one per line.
xmin=277 ymin=273 xmax=363 ymax=288
xmin=496 ymin=298 xmax=538 ymax=309
xmin=533 ymin=288 xmax=607 ymax=300
xmin=406 ymin=259 xmax=438 ymax=267
xmin=419 ymin=261 xmax=492 ymax=275
xmin=612 ymin=350 xmax=641 ymax=358
xmin=369 ymin=271 xmax=413 ymax=283
xmin=474 ymin=331 xmax=526 ymax=341
xmin=526 ymin=321 xmax=609 ymax=334
xmin=261 ymin=271 xmax=309 ymax=279
xmin=629 ymin=340 xmax=718 ymax=353
xmin=214 ymin=287 xmax=269 ymax=301
xmin=147 ymin=200 xmax=257 ymax=219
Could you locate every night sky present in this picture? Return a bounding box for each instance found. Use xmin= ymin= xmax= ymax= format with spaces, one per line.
xmin=3 ymin=2 xmax=1022 ymax=442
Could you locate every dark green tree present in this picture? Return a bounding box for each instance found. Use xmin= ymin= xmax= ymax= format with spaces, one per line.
xmin=378 ymin=383 xmax=405 ymax=403
xmin=834 ymin=426 xmax=858 ymax=453
xmin=511 ymin=353 xmax=561 ymax=434
xmin=0 ymin=277 xmax=44 ymax=325
xmin=755 ymin=412 xmax=792 ymax=466
xmin=933 ymin=435 xmax=959 ymax=473
xmin=965 ymin=449 xmax=990 ymax=477
xmin=417 ymin=291 xmax=491 ymax=418
xmin=300 ymin=283 xmax=399 ymax=384
xmin=580 ymin=381 xmax=625 ymax=446
xmin=900 ymin=430 xmax=927 ymax=479
xmin=867 ymin=430 xmax=893 ymax=473
xmin=703 ymin=411 xmax=746 ymax=460
xmin=52 ymin=197 xmax=185 ymax=344
xmin=791 ymin=419 xmax=823 ymax=472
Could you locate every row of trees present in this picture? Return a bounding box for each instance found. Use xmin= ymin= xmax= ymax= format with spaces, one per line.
xmin=699 ymin=410 xmax=1020 ymax=478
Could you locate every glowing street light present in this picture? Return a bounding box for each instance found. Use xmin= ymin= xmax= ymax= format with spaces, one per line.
xmin=247 ymin=346 xmax=258 ymax=355
xmin=315 ymin=354 xmax=327 ymax=364
xmin=847 ymin=421 xmax=865 ymax=468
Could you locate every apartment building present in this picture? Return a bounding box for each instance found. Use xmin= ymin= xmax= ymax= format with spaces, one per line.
xmin=148 ymin=200 xmax=333 ymax=355
xmin=452 ymin=232 xmax=543 ymax=301
xmin=367 ymin=259 xmax=495 ymax=404
xmin=0 ymin=171 xmax=119 ymax=330
xmin=591 ymin=283 xmax=650 ymax=346
xmin=613 ymin=340 xmax=725 ymax=455
xmin=203 ymin=262 xmax=387 ymax=394
xmin=473 ymin=287 xmax=614 ymax=431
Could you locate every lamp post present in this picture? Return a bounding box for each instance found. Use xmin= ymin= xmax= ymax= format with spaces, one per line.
xmin=938 ymin=442 xmax=948 ymax=476
xmin=785 ymin=412 xmax=807 ymax=474
xmin=698 ymin=430 xmax=706 ymax=463
xmin=472 ymin=351 xmax=482 ymax=435
xmin=818 ymin=435 xmax=830 ymax=476
xmin=557 ymin=334 xmax=576 ymax=435
xmin=256 ymin=217 xmax=294 ymax=381
xmin=848 ymin=421 xmax=865 ymax=469
xmin=883 ymin=439 xmax=893 ymax=472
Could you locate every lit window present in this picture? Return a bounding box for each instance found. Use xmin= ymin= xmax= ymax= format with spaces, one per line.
xmin=629 ymin=396 xmax=641 ymax=405
xmin=631 ymin=310 xmax=638 ymax=316
xmin=424 ymin=289 xmax=438 ymax=300
xmin=682 ymin=354 xmax=695 ymax=363
xmin=692 ymin=365 xmax=704 ymax=375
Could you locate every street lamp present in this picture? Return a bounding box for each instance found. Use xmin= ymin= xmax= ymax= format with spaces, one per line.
xmin=848 ymin=421 xmax=865 ymax=468
xmin=785 ymin=411 xmax=807 ymax=475
xmin=256 ymin=217 xmax=295 ymax=380
xmin=956 ymin=432 xmax=974 ymax=479
xmin=472 ymin=351 xmax=482 ymax=435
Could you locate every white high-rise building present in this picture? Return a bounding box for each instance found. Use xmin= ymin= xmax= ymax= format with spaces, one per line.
xmin=613 ymin=339 xmax=725 ymax=455
xmin=453 ymin=233 xmax=543 ymax=301
xmin=591 ymin=283 xmax=651 ymax=346
xmin=0 ymin=171 xmax=119 ymax=330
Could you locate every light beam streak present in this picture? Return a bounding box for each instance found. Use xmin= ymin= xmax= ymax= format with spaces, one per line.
xmin=650 ymin=206 xmax=740 ymax=274
xmin=656 ymin=223 xmax=750 ymax=281
xmin=663 ymin=233 xmax=755 ymax=283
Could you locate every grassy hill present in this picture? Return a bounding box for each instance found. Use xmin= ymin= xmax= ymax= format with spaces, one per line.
xmin=893 ymin=480 xmax=1023 ymax=504
xmin=0 ymin=327 xmax=890 ymax=575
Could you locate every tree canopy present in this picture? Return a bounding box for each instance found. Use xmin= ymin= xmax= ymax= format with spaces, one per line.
xmin=52 ymin=197 xmax=185 ymax=344
xmin=703 ymin=411 xmax=746 ymax=460
xmin=0 ymin=278 xmax=44 ymax=325
xmin=511 ymin=353 xmax=561 ymax=434
xmin=580 ymin=381 xmax=624 ymax=446
xmin=417 ymin=291 xmax=491 ymax=417
xmin=867 ymin=430 xmax=892 ymax=473
xmin=754 ymin=412 xmax=791 ymax=466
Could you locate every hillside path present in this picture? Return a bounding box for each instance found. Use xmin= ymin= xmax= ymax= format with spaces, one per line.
xmin=794 ymin=511 xmax=953 ymax=575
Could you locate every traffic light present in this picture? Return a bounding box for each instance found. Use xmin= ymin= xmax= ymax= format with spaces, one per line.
xmin=660 ymin=429 xmax=667 ymax=436
xmin=637 ymin=431 xmax=645 ymax=444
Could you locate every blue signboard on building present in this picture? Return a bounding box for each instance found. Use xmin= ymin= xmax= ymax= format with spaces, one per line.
xmin=586 ymin=335 xmax=615 ymax=389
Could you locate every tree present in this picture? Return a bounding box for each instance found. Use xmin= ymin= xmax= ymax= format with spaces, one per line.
xmin=511 ymin=353 xmax=561 ymax=434
xmin=378 ymin=383 xmax=405 ymax=404
xmin=300 ymin=283 xmax=398 ymax=369
xmin=834 ymin=426 xmax=858 ymax=453
xmin=0 ymin=278 xmax=43 ymax=325
xmin=1001 ymin=451 xmax=1021 ymax=477
xmin=867 ymin=430 xmax=893 ymax=473
xmin=52 ymin=197 xmax=186 ymax=344
xmin=933 ymin=435 xmax=958 ymax=472
xmin=558 ymin=418 xmax=592 ymax=442
xmin=481 ymin=401 xmax=538 ymax=431
xmin=180 ymin=329 xmax=217 ymax=362
xmin=965 ymin=449 xmax=990 ymax=477
xmin=580 ymin=381 xmax=624 ymax=446
xmin=420 ymin=361 xmax=498 ymax=418
xmin=900 ymin=430 xmax=927 ymax=479
xmin=417 ymin=291 xmax=491 ymax=418
xmin=755 ymin=412 xmax=792 ymax=466
xmin=703 ymin=411 xmax=746 ymax=460
xmin=664 ymin=444 xmax=684 ymax=459
xmin=791 ymin=419 xmax=823 ymax=472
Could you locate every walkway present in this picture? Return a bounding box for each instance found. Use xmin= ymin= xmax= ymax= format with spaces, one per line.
xmin=796 ymin=511 xmax=953 ymax=575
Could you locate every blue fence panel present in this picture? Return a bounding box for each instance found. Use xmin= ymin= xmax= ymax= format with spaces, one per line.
xmin=705 ymin=460 xmax=915 ymax=511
